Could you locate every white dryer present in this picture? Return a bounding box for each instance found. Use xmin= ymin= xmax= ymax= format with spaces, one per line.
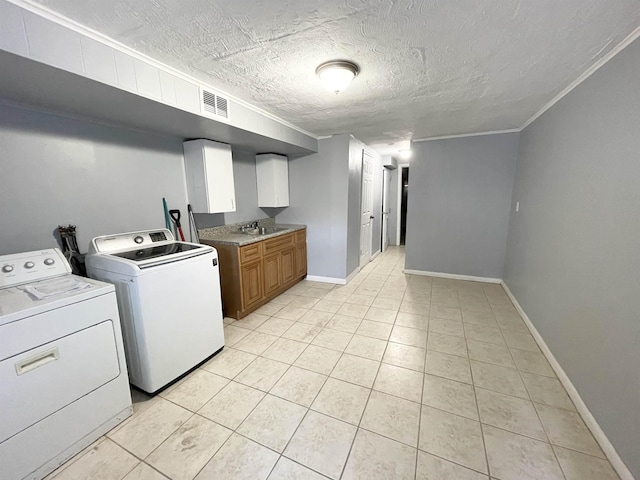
xmin=0 ymin=248 xmax=132 ymax=480
xmin=85 ymin=229 xmax=225 ymax=394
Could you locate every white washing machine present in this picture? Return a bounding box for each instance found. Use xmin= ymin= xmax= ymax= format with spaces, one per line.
xmin=85 ymin=229 xmax=225 ymax=394
xmin=0 ymin=248 xmax=132 ymax=480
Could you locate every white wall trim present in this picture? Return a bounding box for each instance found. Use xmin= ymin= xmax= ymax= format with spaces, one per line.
xmin=345 ymin=267 xmax=360 ymax=284
xmin=520 ymin=25 xmax=640 ymax=130
xmin=306 ymin=267 xmax=361 ymax=285
xmin=412 ymin=129 xmax=520 ymax=143
xmin=370 ymin=249 xmax=381 ymax=261
xmin=306 ymin=275 xmax=346 ymax=285
xmin=411 ymin=26 xmax=640 ymax=142
xmin=404 ymin=269 xmax=502 ymax=284
xmin=8 ymin=0 xmax=319 ymax=140
xmin=501 ymin=282 xmax=634 ymax=480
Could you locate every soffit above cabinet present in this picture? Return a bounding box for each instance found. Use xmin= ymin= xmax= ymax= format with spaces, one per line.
xmin=0 ymin=0 xmax=318 ymax=155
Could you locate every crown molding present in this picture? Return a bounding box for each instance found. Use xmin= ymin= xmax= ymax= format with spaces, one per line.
xmin=520 ymin=24 xmax=640 ymax=130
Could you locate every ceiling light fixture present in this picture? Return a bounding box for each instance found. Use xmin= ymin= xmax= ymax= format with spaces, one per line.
xmin=399 ymin=149 xmax=413 ymax=160
xmin=316 ymin=60 xmax=360 ymax=94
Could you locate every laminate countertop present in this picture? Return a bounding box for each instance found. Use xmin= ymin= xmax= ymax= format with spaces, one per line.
xmin=198 ymin=224 xmax=306 ymax=246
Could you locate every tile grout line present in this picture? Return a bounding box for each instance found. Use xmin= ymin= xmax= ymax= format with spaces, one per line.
xmin=270 ymin=280 xmax=389 ymax=480
xmin=414 ymin=277 xmax=433 ymax=479
xmin=207 ymin=289 xmax=342 ymax=480
xmin=336 ymin=287 xmax=395 ymax=479
xmin=476 ymin=286 xmax=497 ymax=478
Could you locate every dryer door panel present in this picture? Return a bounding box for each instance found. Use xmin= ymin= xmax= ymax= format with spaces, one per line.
xmin=0 ymin=320 xmax=120 ymax=441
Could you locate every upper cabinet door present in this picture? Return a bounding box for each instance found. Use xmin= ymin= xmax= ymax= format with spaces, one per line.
xmin=183 ymin=139 xmax=236 ymax=213
xmin=256 ymin=153 xmax=289 ymax=207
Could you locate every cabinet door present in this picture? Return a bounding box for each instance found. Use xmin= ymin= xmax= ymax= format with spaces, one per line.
xmin=241 ymin=261 xmax=263 ymax=309
xmin=256 ymin=153 xmax=289 ymax=207
xmin=281 ymin=247 xmax=296 ymax=284
xmin=263 ymin=254 xmax=281 ymax=295
xmin=204 ymin=141 xmax=236 ymax=212
xmin=183 ymin=139 xmax=236 ymax=214
xmin=295 ymin=242 xmax=307 ymax=278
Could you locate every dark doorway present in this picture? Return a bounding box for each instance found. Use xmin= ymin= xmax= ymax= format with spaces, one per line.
xmin=400 ymin=167 xmax=409 ymax=245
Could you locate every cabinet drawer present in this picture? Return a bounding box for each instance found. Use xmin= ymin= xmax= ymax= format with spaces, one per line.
xmin=240 ymin=242 xmax=262 ymax=264
xmin=295 ymin=230 xmax=306 ymax=244
xmin=263 ymin=233 xmax=294 ymax=254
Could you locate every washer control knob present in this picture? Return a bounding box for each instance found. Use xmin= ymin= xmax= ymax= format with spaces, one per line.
xmin=44 ymin=258 xmax=55 ymax=266
xmin=24 ymin=262 xmax=35 ymax=269
xmin=2 ymin=265 xmax=14 ymax=273
xmin=134 ymin=236 xmax=144 ymax=244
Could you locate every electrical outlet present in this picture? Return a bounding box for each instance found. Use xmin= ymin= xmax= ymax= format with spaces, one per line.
xmin=516 ymin=201 xmax=520 ymax=212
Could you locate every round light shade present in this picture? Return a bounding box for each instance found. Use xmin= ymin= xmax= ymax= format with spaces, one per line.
xmin=316 ymin=60 xmax=360 ymax=94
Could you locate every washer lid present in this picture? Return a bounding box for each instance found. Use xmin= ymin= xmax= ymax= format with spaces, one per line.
xmin=88 ymin=229 xmax=213 ymax=268
xmin=110 ymin=242 xmax=204 ymax=263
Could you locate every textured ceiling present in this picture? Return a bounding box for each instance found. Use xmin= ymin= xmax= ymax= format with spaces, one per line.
xmin=27 ymin=0 xmax=640 ymax=143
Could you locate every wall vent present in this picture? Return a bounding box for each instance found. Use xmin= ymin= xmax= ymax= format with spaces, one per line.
xmin=201 ymin=88 xmax=230 ymax=120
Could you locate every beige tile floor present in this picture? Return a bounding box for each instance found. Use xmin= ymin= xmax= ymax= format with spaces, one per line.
xmin=45 ymin=247 xmax=621 ymax=480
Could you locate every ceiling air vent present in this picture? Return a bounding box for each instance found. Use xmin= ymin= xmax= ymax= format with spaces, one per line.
xmin=216 ymin=95 xmax=228 ymax=119
xmin=201 ymin=88 xmax=230 ymax=120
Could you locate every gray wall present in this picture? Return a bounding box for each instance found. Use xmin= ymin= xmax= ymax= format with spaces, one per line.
xmin=277 ymin=135 xmax=350 ymax=279
xmin=194 ymin=149 xmax=268 ymax=229
xmin=504 ymin=38 xmax=640 ymax=477
xmin=346 ymin=137 xmax=364 ymax=277
xmin=405 ymin=133 xmax=519 ymax=278
xmin=0 ymin=102 xmax=188 ymax=254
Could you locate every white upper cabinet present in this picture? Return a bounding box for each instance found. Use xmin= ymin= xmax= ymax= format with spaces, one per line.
xmin=183 ymin=139 xmax=236 ymax=213
xmin=256 ymin=153 xmax=289 ymax=207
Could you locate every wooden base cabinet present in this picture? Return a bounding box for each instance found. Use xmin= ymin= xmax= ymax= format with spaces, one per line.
xmin=206 ymin=229 xmax=307 ymax=319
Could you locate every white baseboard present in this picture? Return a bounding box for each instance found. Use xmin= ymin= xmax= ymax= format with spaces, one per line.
xmin=306 ymin=275 xmax=346 ymax=285
xmin=345 ymin=267 xmax=360 ymax=284
xmin=501 ymin=282 xmax=634 ymax=480
xmin=370 ymin=250 xmax=381 ymax=261
xmin=404 ymin=269 xmax=502 ymax=284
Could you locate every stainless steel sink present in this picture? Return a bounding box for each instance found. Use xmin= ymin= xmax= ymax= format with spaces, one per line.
xmin=258 ymin=227 xmax=289 ymax=234
xmin=234 ymin=226 xmax=289 ymax=235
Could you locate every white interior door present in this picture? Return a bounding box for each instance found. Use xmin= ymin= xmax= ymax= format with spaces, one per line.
xmin=360 ymin=151 xmax=374 ymax=267
xmin=382 ymin=168 xmax=390 ymax=252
